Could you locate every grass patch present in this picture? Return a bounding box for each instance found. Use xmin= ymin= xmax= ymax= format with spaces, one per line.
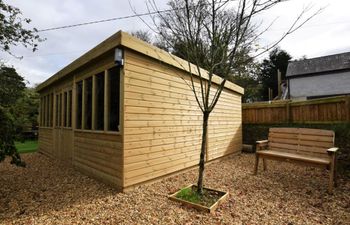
xmin=175 ymin=185 xmax=223 ymax=207
xmin=15 ymin=140 xmax=38 ymax=154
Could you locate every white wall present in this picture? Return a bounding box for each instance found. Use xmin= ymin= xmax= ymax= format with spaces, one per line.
xmin=289 ymin=71 xmax=350 ymax=99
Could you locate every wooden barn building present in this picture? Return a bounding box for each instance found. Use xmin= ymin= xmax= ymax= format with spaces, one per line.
xmin=37 ymin=31 xmax=244 ymax=191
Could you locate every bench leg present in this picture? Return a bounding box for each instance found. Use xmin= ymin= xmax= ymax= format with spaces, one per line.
xmin=328 ymin=161 xmax=335 ymax=194
xmin=263 ymin=159 xmax=267 ymax=171
xmin=254 ymin=154 xmax=259 ymax=175
xmin=334 ymin=158 xmax=338 ymax=188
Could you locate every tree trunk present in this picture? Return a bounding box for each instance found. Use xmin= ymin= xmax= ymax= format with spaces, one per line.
xmin=197 ymin=111 xmax=209 ymax=194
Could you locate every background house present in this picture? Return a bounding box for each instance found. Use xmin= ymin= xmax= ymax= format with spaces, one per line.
xmin=37 ymin=31 xmax=244 ymax=191
xmin=286 ymin=52 xmax=350 ymax=100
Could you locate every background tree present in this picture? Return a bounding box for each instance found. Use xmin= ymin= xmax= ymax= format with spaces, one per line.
xmin=10 ymin=87 xmax=40 ymax=140
xmin=0 ymin=65 xmax=26 ymax=166
xmin=0 ymin=0 xmax=42 ymax=55
xmin=0 ymin=65 xmax=26 ymax=106
xmin=130 ymin=30 xmax=152 ymax=44
xmin=0 ymin=0 xmax=42 ymax=166
xmin=258 ymin=48 xmax=292 ymax=101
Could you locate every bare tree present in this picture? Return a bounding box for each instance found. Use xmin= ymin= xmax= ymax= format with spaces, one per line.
xmin=133 ymin=0 xmax=321 ymax=194
xmin=130 ymin=30 xmax=153 ymax=44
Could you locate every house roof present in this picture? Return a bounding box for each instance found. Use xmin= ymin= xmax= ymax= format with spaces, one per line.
xmin=37 ymin=31 xmax=244 ymax=95
xmin=286 ymin=51 xmax=350 ymax=77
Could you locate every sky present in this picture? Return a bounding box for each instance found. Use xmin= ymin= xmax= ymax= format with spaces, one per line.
xmin=1 ymin=0 xmax=350 ymax=86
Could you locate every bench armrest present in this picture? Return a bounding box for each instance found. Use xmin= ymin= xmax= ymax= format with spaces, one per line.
xmin=327 ymin=147 xmax=339 ymax=154
xmin=256 ymin=140 xmax=268 ymax=144
xmin=256 ymin=140 xmax=269 ymax=151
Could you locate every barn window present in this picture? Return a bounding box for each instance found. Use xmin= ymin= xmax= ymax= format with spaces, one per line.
xmin=59 ymin=93 xmax=62 ymax=127
xmin=40 ymin=97 xmax=42 ymax=126
xmin=50 ymin=94 xmax=54 ymax=127
xmin=76 ymin=81 xmax=83 ymax=129
xmin=108 ymin=66 xmax=120 ymax=131
xmin=63 ymin=92 xmax=67 ymax=127
xmin=55 ymin=94 xmax=59 ymax=127
xmin=45 ymin=95 xmax=49 ymax=127
xmin=84 ymin=77 xmax=93 ymax=129
xmin=42 ymin=96 xmax=46 ymax=126
xmin=68 ymin=90 xmax=72 ymax=127
xmin=95 ymin=72 xmax=105 ymax=130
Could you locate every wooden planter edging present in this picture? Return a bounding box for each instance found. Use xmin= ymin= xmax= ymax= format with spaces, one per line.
xmin=168 ymin=184 xmax=229 ymax=213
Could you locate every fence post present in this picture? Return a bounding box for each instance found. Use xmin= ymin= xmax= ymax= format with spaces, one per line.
xmin=346 ymin=95 xmax=350 ymax=122
xmin=286 ymin=101 xmax=291 ymax=124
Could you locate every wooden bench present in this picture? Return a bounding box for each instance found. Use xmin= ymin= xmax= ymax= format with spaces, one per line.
xmin=254 ymin=128 xmax=339 ymax=193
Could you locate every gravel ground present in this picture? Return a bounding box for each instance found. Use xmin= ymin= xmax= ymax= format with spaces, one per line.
xmin=1 ymin=153 xmax=349 ymax=225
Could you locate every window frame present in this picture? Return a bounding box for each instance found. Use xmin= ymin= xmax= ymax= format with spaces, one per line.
xmin=74 ymin=65 xmax=122 ymax=134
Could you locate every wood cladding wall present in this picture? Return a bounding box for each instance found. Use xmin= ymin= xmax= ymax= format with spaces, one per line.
xmin=38 ymin=52 xmax=123 ymax=189
xmin=123 ymin=49 xmax=242 ymax=187
xmin=73 ymin=131 xmax=123 ymax=187
xmin=38 ymin=128 xmax=53 ymax=156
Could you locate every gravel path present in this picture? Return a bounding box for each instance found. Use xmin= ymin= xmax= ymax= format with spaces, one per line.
xmin=1 ymin=153 xmax=349 ymax=225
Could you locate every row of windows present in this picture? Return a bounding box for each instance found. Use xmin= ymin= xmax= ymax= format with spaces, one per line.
xmin=55 ymin=91 xmax=73 ymax=128
xmin=40 ymin=66 xmax=120 ymax=132
xmin=40 ymin=90 xmax=72 ymax=128
xmin=40 ymin=94 xmax=53 ymax=127
xmin=76 ymin=66 xmax=120 ymax=131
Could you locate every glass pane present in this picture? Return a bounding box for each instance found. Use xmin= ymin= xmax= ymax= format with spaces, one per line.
xmin=59 ymin=93 xmax=62 ymax=127
xmin=55 ymin=95 xmax=59 ymax=127
xmin=68 ymin=90 xmax=72 ymax=127
xmin=108 ymin=67 xmax=120 ymax=131
xmin=76 ymin=81 xmax=83 ymax=129
xmin=64 ymin=92 xmax=67 ymax=127
xmin=96 ymin=72 xmax=105 ymax=130
xmin=84 ymin=77 xmax=92 ymax=130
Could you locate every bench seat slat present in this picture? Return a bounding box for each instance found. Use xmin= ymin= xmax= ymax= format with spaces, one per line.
xmin=299 ymin=134 xmax=334 ymax=142
xmin=257 ymin=150 xmax=330 ymax=165
xmin=270 ymin=128 xmax=334 ymax=136
xmin=298 ymin=140 xmax=333 ymax=148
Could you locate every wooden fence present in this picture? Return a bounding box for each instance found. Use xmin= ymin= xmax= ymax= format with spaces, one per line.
xmin=242 ymin=95 xmax=350 ymax=124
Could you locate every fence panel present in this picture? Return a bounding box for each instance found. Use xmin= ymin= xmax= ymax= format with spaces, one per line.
xmin=242 ymin=96 xmax=350 ymax=124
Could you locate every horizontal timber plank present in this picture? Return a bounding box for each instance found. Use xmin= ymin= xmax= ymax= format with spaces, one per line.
xmin=125 ymin=153 xmax=200 ymax=179
xmin=124 ymin=82 xmax=239 ymax=107
xmin=74 ymin=161 xmax=122 ymax=187
xmin=74 ymin=141 xmax=121 ymax=155
xmin=124 ymin=140 xmax=241 ymax=166
xmin=124 ymin=98 xmax=240 ymax=112
xmin=74 ymin=131 xmax=122 ymax=142
xmin=124 ymin=51 xmax=242 ymax=95
xmin=124 ymin=90 xmax=239 ymax=110
xmin=124 ymin=140 xmax=199 ymax=157
xmin=124 ymin=125 xmax=240 ymax=136
xmin=124 ymin=65 xmax=238 ymax=101
xmin=74 ymin=156 xmax=121 ymax=177
xmin=74 ymin=145 xmax=122 ymax=162
xmin=74 ymin=137 xmax=122 ymax=149
xmin=124 ymin=150 xmax=200 ymax=171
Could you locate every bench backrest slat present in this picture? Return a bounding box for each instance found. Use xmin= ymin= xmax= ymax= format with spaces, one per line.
xmin=268 ymin=128 xmax=334 ymax=159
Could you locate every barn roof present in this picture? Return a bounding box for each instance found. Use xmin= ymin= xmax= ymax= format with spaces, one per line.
xmin=37 ymin=31 xmax=244 ymax=95
xmin=286 ymin=51 xmax=350 ymax=77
